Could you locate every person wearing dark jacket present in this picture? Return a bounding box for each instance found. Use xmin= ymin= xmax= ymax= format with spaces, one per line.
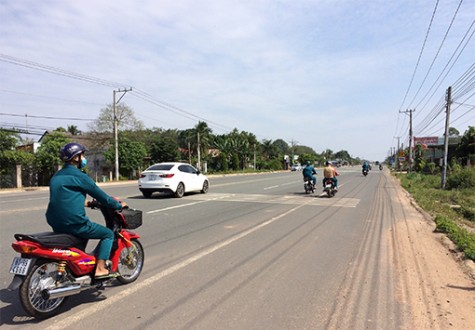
xmin=302 ymin=161 xmax=317 ymax=188
xmin=46 ymin=142 xmax=127 ymax=279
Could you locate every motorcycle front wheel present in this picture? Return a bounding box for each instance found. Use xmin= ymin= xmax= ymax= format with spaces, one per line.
xmin=117 ymin=239 xmax=144 ymax=284
xmin=19 ymin=260 xmax=67 ymax=319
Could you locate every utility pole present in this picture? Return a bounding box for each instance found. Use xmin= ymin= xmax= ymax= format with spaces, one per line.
xmin=441 ymin=86 xmax=452 ymax=189
xmin=399 ymin=109 xmax=415 ymax=172
xmin=197 ymin=132 xmax=201 ymax=171
xmin=289 ymin=139 xmax=298 ymax=166
xmin=113 ymin=87 xmax=132 ymax=181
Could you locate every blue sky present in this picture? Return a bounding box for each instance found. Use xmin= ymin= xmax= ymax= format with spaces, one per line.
xmin=1 ymin=0 xmax=474 ymax=162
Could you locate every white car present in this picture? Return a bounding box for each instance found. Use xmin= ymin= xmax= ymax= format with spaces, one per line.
xmin=138 ymin=162 xmax=209 ymax=198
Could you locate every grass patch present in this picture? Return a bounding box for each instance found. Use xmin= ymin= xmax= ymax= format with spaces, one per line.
xmin=434 ymin=215 xmax=475 ymax=260
xmin=394 ymin=170 xmax=475 ymax=261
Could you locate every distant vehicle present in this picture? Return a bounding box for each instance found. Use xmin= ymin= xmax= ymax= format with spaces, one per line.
xmin=138 ymin=162 xmax=209 ymax=198
xmin=291 ymin=164 xmax=302 ymax=171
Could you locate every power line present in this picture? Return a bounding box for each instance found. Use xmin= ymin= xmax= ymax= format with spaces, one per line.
xmin=407 ymin=0 xmax=464 ymax=109
xmin=413 ymin=20 xmax=475 ymax=113
xmin=397 ymin=0 xmax=440 ymax=113
xmin=0 ymin=112 xmax=94 ymax=121
xmin=0 ymin=54 xmax=124 ymax=88
xmin=130 ymin=89 xmax=234 ymax=133
xmin=1 ymin=54 xmax=235 ymax=134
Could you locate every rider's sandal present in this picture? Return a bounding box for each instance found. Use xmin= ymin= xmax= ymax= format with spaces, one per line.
xmin=94 ymin=272 xmax=119 ymax=280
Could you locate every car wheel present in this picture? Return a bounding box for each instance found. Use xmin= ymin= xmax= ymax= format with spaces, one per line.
xmin=175 ymin=182 xmax=185 ymax=198
xmin=201 ymin=180 xmax=209 ymax=194
xmin=142 ymin=191 xmax=152 ymax=198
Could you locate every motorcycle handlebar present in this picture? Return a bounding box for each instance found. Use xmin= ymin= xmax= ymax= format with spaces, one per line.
xmin=86 ymin=199 xmax=127 ymax=210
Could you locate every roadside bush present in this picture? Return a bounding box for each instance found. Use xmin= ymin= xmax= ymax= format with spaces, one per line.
xmin=261 ymin=159 xmax=283 ymax=170
xmin=446 ymin=167 xmax=475 ymax=189
xmin=425 ymin=162 xmax=439 ymax=175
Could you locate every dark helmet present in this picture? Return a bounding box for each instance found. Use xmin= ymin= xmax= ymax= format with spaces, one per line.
xmin=59 ymin=142 xmax=88 ymax=162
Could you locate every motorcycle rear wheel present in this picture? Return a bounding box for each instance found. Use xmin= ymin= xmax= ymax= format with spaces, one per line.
xmin=19 ymin=260 xmax=67 ymax=319
xmin=117 ymin=239 xmax=144 ymax=284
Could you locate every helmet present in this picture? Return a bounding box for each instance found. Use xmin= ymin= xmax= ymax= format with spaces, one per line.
xmin=306 ymin=161 xmax=310 ymax=166
xmin=60 ymin=142 xmax=88 ymax=162
xmin=325 ymin=161 xmax=330 ymax=166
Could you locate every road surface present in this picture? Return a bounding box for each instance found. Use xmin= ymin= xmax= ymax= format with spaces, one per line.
xmin=0 ymin=168 xmax=474 ymax=329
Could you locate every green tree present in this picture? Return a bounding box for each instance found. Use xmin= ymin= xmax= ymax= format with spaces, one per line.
xmin=456 ymin=126 xmax=475 ymax=166
xmin=35 ymin=131 xmax=71 ymax=185
xmin=449 ymin=127 xmax=460 ymax=137
xmin=261 ymin=139 xmax=277 ymax=160
xmin=0 ymin=129 xmax=34 ymax=187
xmin=272 ymin=139 xmax=289 ymax=156
xmin=193 ymin=121 xmax=213 ymax=164
xmin=103 ymin=137 xmax=147 ymax=178
xmin=0 ymin=128 xmax=20 ymax=150
xmin=67 ymin=125 xmax=80 ymax=135
xmin=321 ymin=149 xmax=334 ymax=161
xmin=414 ymin=144 xmax=426 ymax=172
xmin=150 ymin=137 xmax=180 ymax=163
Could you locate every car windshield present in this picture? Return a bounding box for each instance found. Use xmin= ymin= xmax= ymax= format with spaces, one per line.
xmin=147 ymin=164 xmax=174 ymax=171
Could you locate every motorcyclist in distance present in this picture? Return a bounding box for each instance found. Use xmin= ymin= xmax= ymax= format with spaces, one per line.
xmin=302 ymin=161 xmax=317 ymax=189
xmin=362 ymin=161 xmax=370 ymax=174
xmin=323 ymin=161 xmax=339 ymax=190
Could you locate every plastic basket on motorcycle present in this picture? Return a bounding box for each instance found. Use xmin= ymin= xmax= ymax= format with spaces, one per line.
xmin=121 ymin=209 xmax=143 ymax=229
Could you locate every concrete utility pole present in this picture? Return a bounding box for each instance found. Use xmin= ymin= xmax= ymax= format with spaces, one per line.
xmin=289 ymin=139 xmax=298 ymax=166
xmin=113 ymin=88 xmax=132 ymax=181
xmin=441 ymin=86 xmax=452 ymax=189
xmin=197 ymin=132 xmax=201 ymax=171
xmin=399 ymin=109 xmax=415 ymax=172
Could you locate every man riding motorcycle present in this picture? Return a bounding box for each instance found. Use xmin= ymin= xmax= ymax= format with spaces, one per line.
xmin=46 ymin=142 xmax=127 ymax=280
xmin=302 ymin=161 xmax=317 ymax=189
xmin=362 ymin=161 xmax=370 ymax=174
xmin=323 ymin=161 xmax=339 ymax=190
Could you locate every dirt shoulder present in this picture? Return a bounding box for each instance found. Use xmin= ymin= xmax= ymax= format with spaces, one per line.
xmin=391 ymin=174 xmax=475 ymax=328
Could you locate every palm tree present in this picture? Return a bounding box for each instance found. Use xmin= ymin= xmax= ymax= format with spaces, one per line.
xmin=193 ymin=121 xmax=213 ymax=169
xmin=261 ymin=139 xmax=276 ymax=160
xmin=67 ymin=125 xmax=80 ymax=135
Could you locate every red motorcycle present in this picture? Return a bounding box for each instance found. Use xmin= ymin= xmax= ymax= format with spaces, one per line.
xmin=7 ymin=200 xmax=144 ymax=319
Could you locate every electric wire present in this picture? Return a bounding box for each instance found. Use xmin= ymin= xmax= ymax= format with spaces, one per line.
xmin=408 ymin=0 xmax=464 ymax=111
xmin=393 ymin=0 xmax=440 ymax=147
xmin=0 ymin=54 xmax=124 ymax=88
xmin=0 ymin=112 xmax=94 ymax=121
xmin=397 ymin=0 xmax=439 ymax=114
xmin=0 ymin=54 xmax=235 ymax=135
xmin=394 ymin=1 xmax=474 ymax=150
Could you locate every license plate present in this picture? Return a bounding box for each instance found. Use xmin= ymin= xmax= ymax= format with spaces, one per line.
xmin=149 ymin=175 xmax=157 ymax=181
xmin=9 ymin=257 xmax=32 ymax=276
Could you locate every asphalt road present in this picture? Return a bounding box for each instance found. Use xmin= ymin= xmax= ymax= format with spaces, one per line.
xmin=1 ymin=167 xmax=405 ymax=329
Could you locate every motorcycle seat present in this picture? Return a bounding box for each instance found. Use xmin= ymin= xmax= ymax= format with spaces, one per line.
xmin=14 ymin=232 xmax=88 ymax=250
